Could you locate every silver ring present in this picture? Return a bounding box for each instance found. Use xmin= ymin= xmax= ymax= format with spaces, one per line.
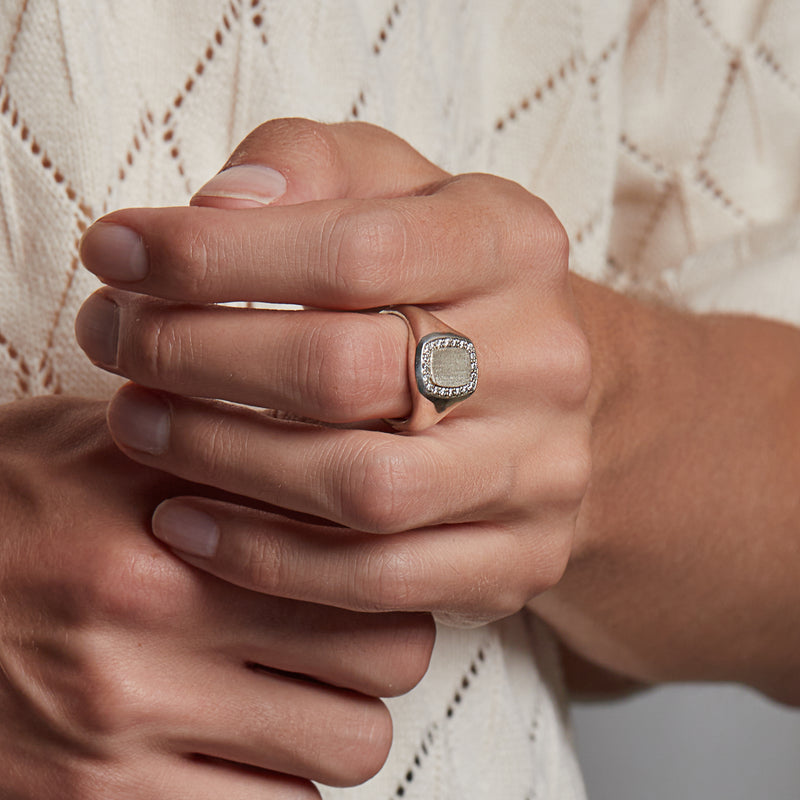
xmin=380 ymin=306 xmax=478 ymax=431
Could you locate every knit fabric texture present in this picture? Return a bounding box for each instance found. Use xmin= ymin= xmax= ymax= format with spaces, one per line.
xmin=1 ymin=1 xmax=799 ymax=797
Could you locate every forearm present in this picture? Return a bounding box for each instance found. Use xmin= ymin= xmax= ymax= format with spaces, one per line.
xmin=535 ymin=275 xmax=800 ymax=704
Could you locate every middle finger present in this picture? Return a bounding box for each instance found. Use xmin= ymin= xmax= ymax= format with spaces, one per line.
xmin=76 ymin=296 xmax=411 ymax=423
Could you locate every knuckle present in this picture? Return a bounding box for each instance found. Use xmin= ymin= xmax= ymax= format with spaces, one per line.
xmin=543 ymin=216 xmax=571 ymax=275
xmin=93 ymin=546 xmax=192 ymax=623
xmin=461 ymin=539 xmax=556 ymax=616
xmin=438 ymin=529 xmax=565 ymax=622
xmin=294 ymin=119 xmax=341 ymax=175
xmin=567 ymin=330 xmax=593 ymax=404
xmin=447 ymin=173 xmax=510 ymax=261
xmin=56 ymin=563 xmax=195 ymax=740
xmin=517 ymin=197 xmax=570 ymax=278
xmin=68 ymin=656 xmax=142 ymax=737
xmin=527 ymin=321 xmax=592 ymax=410
xmin=530 ymin=531 xmax=573 ymax=593
xmin=471 ymin=565 xmax=528 ymax=622
xmin=324 ymin=205 xmax=405 ymax=305
xmin=450 ymin=172 xmax=509 ymax=200
xmin=242 ymin=527 xmax=295 ymax=595
xmin=306 ymin=321 xmax=384 ymax=420
xmin=167 ymin=219 xmax=215 ymax=295
xmin=448 ymin=174 xmax=570 ymax=281
xmin=439 ymin=587 xmax=521 ymax=626
xmin=130 ymin=311 xmax=186 ymax=385
xmin=554 ymin=434 xmax=593 ymax=506
xmin=18 ymin=543 xmax=192 ymax=745
xmin=248 ymin=118 xmax=340 ymax=175
xmin=341 ymin=444 xmax=415 ymax=534
xmin=528 ymin=196 xmax=570 ymax=262
xmin=52 ymin=633 xmax=160 ymax=742
xmin=357 ymin=541 xmax=418 ymax=610
xmin=554 ymin=326 xmax=593 ymax=408
xmin=486 ymin=592 xmax=528 ymax=622
xmin=191 ymin=410 xmax=248 ymax=479
xmin=484 ymin=446 xmax=534 ymax=521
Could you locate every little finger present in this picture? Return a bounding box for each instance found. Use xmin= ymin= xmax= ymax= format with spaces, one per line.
xmin=152 ymin=498 xmax=571 ymax=624
xmin=111 ymin=754 xmax=321 ymax=800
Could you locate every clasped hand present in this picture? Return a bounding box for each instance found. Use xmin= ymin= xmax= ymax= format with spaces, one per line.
xmin=77 ymin=119 xmax=593 ymax=627
xmin=0 ymin=397 xmax=431 ymax=797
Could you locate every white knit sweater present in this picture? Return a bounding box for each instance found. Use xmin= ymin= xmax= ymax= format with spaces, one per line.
xmin=1 ymin=1 xmax=799 ymax=797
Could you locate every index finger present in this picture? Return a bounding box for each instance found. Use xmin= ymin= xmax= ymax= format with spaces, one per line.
xmin=79 ymin=175 xmax=542 ymax=307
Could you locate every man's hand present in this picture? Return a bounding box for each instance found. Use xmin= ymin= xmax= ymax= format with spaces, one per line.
xmin=76 ymin=118 xmax=800 ymax=703
xmin=0 ymin=396 xmax=434 ymax=798
xmin=76 ymin=120 xmax=592 ymax=628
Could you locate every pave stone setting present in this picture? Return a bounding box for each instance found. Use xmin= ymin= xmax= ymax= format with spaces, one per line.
xmin=415 ymin=333 xmax=478 ymax=407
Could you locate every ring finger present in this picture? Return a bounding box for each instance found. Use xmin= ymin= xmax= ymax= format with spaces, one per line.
xmin=105 ymin=386 xmax=507 ymax=532
xmin=163 ymin=665 xmax=391 ymax=787
xmin=126 ymin=754 xmax=321 ymax=800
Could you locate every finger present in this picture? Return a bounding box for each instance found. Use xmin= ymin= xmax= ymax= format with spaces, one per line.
xmin=189 ymin=118 xmax=448 ymax=208
xmin=168 ymin=666 xmax=391 ymax=787
xmin=154 ymin=499 xmax=569 ymax=625
xmin=78 ymin=174 xmax=544 ymax=306
xmin=191 ymin=573 xmax=435 ymax=697
xmin=76 ymin=294 xmax=411 ymax=423
xmin=6 ymin=732 xmax=321 ymax=800
xmin=142 ymin=754 xmax=321 ymax=800
xmin=106 ymin=385 xmax=504 ymax=533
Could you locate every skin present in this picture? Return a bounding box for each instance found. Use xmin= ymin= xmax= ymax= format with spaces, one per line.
xmin=75 ymin=118 xmax=800 ymax=707
xmin=542 ymin=283 xmax=800 ymax=704
xmin=77 ymin=120 xmax=591 ymax=632
xmin=0 ymin=396 xmax=434 ymax=798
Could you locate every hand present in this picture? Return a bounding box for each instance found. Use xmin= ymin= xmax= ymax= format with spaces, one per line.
xmin=76 ymin=119 xmax=592 ymax=627
xmin=75 ymin=119 xmax=800 ymax=703
xmin=0 ymin=396 xmax=433 ymax=798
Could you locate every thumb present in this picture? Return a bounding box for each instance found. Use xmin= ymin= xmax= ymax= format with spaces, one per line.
xmin=190 ymin=118 xmax=448 ymax=209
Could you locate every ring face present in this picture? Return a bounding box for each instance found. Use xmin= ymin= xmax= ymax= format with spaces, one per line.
xmin=416 ymin=333 xmax=478 ymax=411
xmin=378 ymin=306 xmax=478 ymax=430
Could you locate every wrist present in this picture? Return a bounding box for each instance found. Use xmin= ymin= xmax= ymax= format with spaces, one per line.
xmin=567 ymin=274 xmax=682 ymax=557
xmin=550 ymin=277 xmax=800 ymax=696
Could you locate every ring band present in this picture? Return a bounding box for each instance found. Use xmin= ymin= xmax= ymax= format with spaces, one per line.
xmin=380 ymin=306 xmax=478 ymax=431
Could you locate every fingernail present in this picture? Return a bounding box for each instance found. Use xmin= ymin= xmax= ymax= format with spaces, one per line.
xmin=107 ymin=387 xmax=170 ymax=454
xmin=191 ymin=164 xmax=288 ymax=208
xmin=75 ymin=294 xmax=119 ymax=368
xmin=152 ymin=502 xmax=220 ymax=558
xmin=80 ymin=222 xmax=149 ymax=282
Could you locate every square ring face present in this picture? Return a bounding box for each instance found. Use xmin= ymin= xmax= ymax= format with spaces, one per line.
xmin=415 ymin=333 xmax=478 ymax=402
